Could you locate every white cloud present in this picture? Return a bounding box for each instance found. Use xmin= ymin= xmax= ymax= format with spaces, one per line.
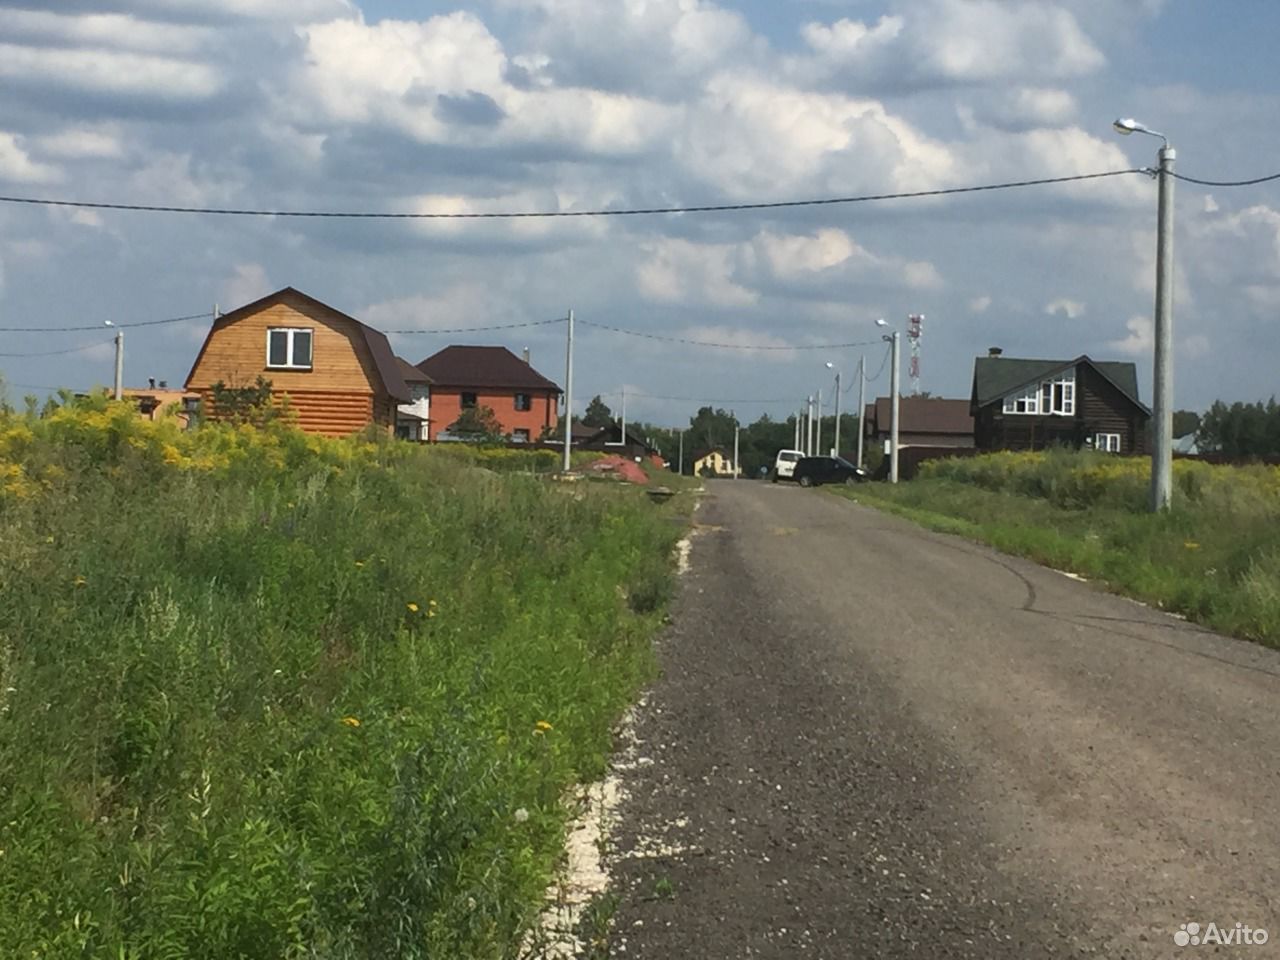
xmin=220 ymin=265 xmax=272 ymax=311
xmin=969 ymin=295 xmax=992 ymax=313
xmin=1045 ymin=298 xmax=1086 ymax=319
xmin=676 ymin=324 xmax=795 ymax=360
xmin=755 ymin=228 xmax=861 ymax=277
xmin=0 ymin=132 xmax=60 ymax=183
xmin=0 ymin=43 xmax=223 ymax=100
xmin=32 ymin=127 xmax=123 ymax=160
xmin=0 ymin=9 xmax=212 ymax=55
xmin=1108 ymin=314 xmax=1152 ymax=355
xmin=904 ymin=261 xmax=943 ymax=290
xmin=1181 ymin=334 xmax=1210 ymax=359
xmin=636 ymin=238 xmax=758 ymax=308
xmin=1203 ymin=194 xmax=1219 ymax=214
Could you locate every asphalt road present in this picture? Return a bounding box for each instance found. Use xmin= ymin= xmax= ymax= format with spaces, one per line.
xmin=604 ymin=480 xmax=1280 ymax=958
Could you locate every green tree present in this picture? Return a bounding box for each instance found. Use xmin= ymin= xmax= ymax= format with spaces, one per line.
xmin=582 ymin=395 xmax=614 ymax=429
xmin=448 ymin=405 xmax=504 ymax=441
xmin=209 ymin=376 xmax=285 ymax=428
xmin=1197 ymin=398 xmax=1280 ymax=457
xmin=1173 ymin=409 xmax=1201 ymax=439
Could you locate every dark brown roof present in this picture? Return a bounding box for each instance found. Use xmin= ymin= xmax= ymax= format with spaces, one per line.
xmin=864 ymin=397 xmax=974 ymax=436
xmin=415 ymin=345 xmax=561 ymax=392
xmin=183 ymin=287 xmax=411 ymax=402
xmin=971 ymin=355 xmax=1148 ymax=414
xmin=395 ymin=356 xmax=432 ymax=384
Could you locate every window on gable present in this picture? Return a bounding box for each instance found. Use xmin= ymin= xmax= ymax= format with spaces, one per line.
xmin=1002 ymin=374 xmax=1075 ymax=415
xmin=461 ymin=392 xmax=477 ymax=409
xmin=1003 ymin=385 xmax=1039 ymax=414
xmin=266 ymin=328 xmax=313 ymax=370
xmin=514 ymin=392 xmax=531 ymax=411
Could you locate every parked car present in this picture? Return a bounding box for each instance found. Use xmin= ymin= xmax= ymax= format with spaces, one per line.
xmin=771 ymin=448 xmax=805 ymax=482
xmin=792 ymin=456 xmax=869 ymax=487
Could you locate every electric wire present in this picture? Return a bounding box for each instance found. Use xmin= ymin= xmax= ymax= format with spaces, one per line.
xmin=579 ymin=319 xmax=882 ymax=351
xmin=383 ymin=318 xmax=565 ymax=335
xmin=0 ymin=169 xmax=1142 ymax=220
xmin=1171 ymin=171 xmax=1280 ymax=187
xmin=0 ymin=311 xmax=213 ymax=333
xmin=0 ymin=340 xmax=114 ymax=358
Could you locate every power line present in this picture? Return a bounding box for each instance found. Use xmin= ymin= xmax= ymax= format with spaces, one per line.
xmin=1171 ymin=170 xmax=1280 ymax=187
xmin=0 ymin=340 xmax=113 ymax=357
xmin=383 ymin=317 xmax=565 ymax=335
xmin=0 ymin=170 xmax=1142 ymax=221
xmin=580 ymin=319 xmax=882 ymax=351
xmin=600 ymin=388 xmax=795 ymax=404
xmin=0 ymin=311 xmax=212 ymax=333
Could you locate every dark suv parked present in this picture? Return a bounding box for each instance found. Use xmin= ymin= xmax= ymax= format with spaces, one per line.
xmin=792 ymin=456 xmax=869 ymax=487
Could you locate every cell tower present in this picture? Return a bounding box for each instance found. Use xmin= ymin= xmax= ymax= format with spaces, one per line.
xmin=907 ymin=314 xmax=924 ymax=395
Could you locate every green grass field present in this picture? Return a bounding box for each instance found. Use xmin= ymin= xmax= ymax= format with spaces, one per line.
xmin=0 ymin=399 xmax=686 ymax=958
xmin=835 ymin=450 xmax=1280 ymax=647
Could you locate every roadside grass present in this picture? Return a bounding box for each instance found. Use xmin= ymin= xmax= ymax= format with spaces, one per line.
xmin=0 ymin=396 xmax=686 ymax=958
xmin=832 ymin=450 xmax=1280 ymax=648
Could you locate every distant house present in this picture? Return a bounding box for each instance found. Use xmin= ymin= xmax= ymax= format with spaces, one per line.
xmin=691 ymin=447 xmax=736 ymax=477
xmin=185 ymin=287 xmax=410 ymax=437
xmin=120 ymin=380 xmax=201 ymax=428
xmin=578 ymin=424 xmax=659 ymax=461
xmin=970 ymin=349 xmax=1150 ymax=454
xmin=395 ymin=357 xmax=432 ymax=441
xmin=415 ymin=346 xmax=560 ymax=442
xmin=863 ymin=397 xmax=974 ymax=449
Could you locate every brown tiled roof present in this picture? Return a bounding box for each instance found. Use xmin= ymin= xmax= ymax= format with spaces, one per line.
xmin=415 ymin=345 xmax=561 ymax=392
xmin=864 ymin=397 xmax=974 ymax=436
xmin=395 ymin=356 xmax=432 ymax=384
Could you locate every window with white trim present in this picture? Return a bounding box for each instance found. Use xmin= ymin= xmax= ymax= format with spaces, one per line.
xmin=266 ymin=327 xmax=313 ymax=370
xmin=1094 ymin=432 xmax=1122 ymax=453
xmin=1003 ymin=374 xmax=1075 ymax=415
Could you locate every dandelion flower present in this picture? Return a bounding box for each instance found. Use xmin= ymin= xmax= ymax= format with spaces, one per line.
xmin=535 ymin=720 xmax=553 ymax=732
xmin=341 ymin=716 xmax=361 ymax=727
xmin=407 ymin=602 xmax=420 ymax=613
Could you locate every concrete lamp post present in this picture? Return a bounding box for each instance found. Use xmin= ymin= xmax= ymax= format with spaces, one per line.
xmin=825 ymin=361 xmax=841 ymax=458
xmin=876 ymin=319 xmax=900 ymax=483
xmin=1114 ymin=116 xmax=1175 ymax=512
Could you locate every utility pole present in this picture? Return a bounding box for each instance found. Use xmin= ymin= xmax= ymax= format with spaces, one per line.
xmin=113 ymin=327 xmax=123 ymax=401
xmin=794 ymin=410 xmax=801 ymax=451
xmin=620 ymin=385 xmax=627 ymax=449
xmin=733 ymin=422 xmax=740 ymax=479
xmin=678 ymin=429 xmax=684 ymax=476
xmin=815 ymin=388 xmax=823 ymax=458
xmin=831 ymin=370 xmax=841 ymax=457
xmin=1150 ymin=142 xmax=1175 ymax=511
xmin=562 ymin=309 xmax=574 ymax=472
xmin=889 ymin=331 xmax=901 ymax=484
xmin=805 ymin=396 xmax=813 ymax=455
xmin=855 ymin=355 xmax=866 ymax=470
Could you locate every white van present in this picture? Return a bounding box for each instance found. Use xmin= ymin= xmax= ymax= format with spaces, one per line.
xmin=771 ymin=449 xmax=805 ymax=482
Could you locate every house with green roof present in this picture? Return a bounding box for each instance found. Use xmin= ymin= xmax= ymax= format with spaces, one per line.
xmin=970 ymin=349 xmax=1151 ymax=454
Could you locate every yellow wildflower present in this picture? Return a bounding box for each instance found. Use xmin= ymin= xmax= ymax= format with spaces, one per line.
xmin=407 ymin=602 xmax=420 ymax=613
xmin=73 ymin=575 xmax=87 ymax=587
xmin=341 ymin=716 xmax=361 ymax=727
xmin=355 ymin=560 xmax=365 ymax=568
xmin=535 ymin=720 xmax=553 ymax=732
xmin=1184 ymin=541 xmax=1201 ymax=550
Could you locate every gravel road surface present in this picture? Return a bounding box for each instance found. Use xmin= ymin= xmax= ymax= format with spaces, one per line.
xmin=604 ymin=481 xmax=1279 ymax=958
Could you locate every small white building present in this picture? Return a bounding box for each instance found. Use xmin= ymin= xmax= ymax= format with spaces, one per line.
xmin=395 ymin=357 xmax=431 ymax=441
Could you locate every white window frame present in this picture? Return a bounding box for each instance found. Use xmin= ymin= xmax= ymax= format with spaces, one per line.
xmin=1094 ymin=432 xmax=1122 ymax=453
xmin=266 ymin=327 xmax=313 ymax=370
xmin=514 ymin=392 xmax=532 ymax=412
xmin=1003 ymin=374 xmax=1075 ymax=415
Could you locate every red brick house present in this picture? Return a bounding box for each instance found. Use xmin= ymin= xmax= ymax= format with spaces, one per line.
xmin=415 ymin=346 xmax=561 ymax=442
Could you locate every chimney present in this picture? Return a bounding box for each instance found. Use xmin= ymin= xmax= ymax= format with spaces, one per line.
xmin=522 ymin=347 xmax=530 ymax=364
xmin=148 ymin=377 xmax=156 ymax=389
xmin=988 ymin=347 xmax=1003 ymax=358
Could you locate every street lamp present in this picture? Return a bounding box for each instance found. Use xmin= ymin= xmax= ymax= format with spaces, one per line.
xmin=876 ymin=319 xmax=901 ymax=483
xmin=1114 ymin=116 xmax=1175 ymax=511
xmin=825 ymin=361 xmax=841 ymax=457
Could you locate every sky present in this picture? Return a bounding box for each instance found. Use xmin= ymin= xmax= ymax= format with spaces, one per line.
xmin=1 ymin=0 xmax=1278 ymax=426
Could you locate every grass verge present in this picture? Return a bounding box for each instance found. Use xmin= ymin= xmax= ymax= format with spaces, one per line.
xmin=0 ymin=398 xmax=686 ymax=958
xmin=832 ymin=452 xmax=1280 ymax=648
